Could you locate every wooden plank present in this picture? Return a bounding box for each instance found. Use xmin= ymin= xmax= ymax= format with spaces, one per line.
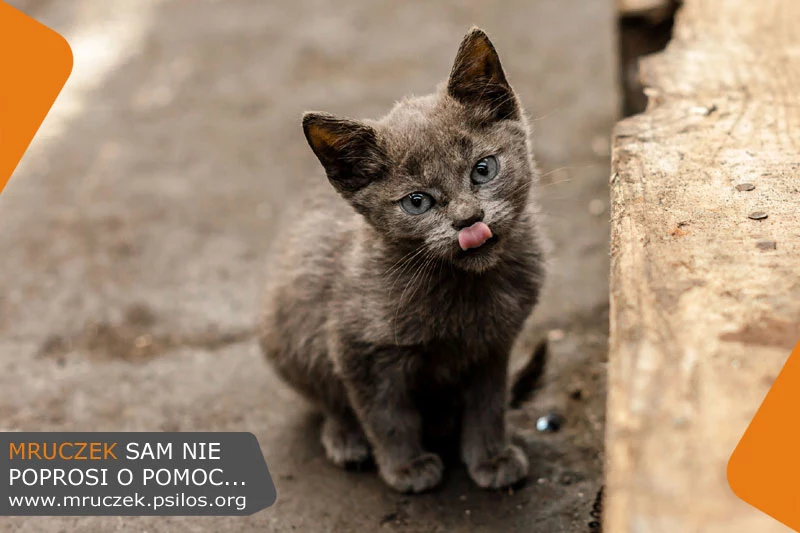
xmin=607 ymin=0 xmax=800 ymax=531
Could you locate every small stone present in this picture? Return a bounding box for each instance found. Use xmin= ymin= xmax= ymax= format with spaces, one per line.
xmin=536 ymin=414 xmax=563 ymax=432
xmin=134 ymin=335 xmax=152 ymax=349
xmin=736 ymin=183 xmax=755 ymax=192
xmin=588 ymin=199 xmax=606 ymax=216
xmin=465 ymin=510 xmax=471 ymax=517
xmin=537 ymin=477 xmax=547 ymax=485
xmin=459 ymin=495 xmax=467 ymax=501
xmin=547 ymin=329 xmax=565 ymax=342
xmin=756 ymin=240 xmax=777 ymax=251
xmin=748 ymin=211 xmax=768 ymax=220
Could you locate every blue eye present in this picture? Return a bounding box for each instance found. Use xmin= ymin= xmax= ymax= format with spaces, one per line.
xmin=471 ymin=155 xmax=499 ymax=184
xmin=399 ymin=192 xmax=435 ymax=215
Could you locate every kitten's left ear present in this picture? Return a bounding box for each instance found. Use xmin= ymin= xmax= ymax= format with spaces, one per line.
xmin=447 ymin=28 xmax=519 ymax=122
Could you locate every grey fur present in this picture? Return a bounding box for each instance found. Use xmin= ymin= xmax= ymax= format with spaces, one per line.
xmin=259 ymin=28 xmax=545 ymax=493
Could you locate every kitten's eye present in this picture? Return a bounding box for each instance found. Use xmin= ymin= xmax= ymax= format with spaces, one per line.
xmin=471 ymin=155 xmax=499 ymax=184
xmin=399 ymin=192 xmax=435 ymax=215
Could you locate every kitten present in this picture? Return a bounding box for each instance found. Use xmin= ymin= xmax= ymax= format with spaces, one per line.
xmin=259 ymin=28 xmax=545 ymax=493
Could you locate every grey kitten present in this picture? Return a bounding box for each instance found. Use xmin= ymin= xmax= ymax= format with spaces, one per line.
xmin=259 ymin=27 xmax=546 ymax=493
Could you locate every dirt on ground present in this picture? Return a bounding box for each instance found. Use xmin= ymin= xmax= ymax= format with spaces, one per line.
xmin=0 ymin=1 xmax=617 ymax=531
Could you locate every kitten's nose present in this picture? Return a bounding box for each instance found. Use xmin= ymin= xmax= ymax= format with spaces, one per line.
xmin=452 ymin=209 xmax=485 ymax=230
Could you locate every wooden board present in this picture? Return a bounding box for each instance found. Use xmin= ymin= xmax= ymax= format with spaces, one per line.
xmin=607 ymin=0 xmax=800 ymax=531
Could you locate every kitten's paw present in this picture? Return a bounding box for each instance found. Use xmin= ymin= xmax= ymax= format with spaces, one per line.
xmin=381 ymin=453 xmax=444 ymax=494
xmin=467 ymin=444 xmax=529 ymax=489
xmin=321 ymin=417 xmax=372 ymax=468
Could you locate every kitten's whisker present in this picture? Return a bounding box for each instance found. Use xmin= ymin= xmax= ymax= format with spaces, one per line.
xmin=392 ymin=249 xmax=436 ymax=345
xmin=401 ymin=251 xmax=435 ymax=305
xmin=538 ymin=163 xmax=600 ymax=181
xmin=539 ymin=209 xmax=576 ymax=218
xmin=385 ymin=246 xmax=431 ymax=285
xmin=422 ymin=257 xmax=444 ymax=301
xmin=387 ymin=247 xmax=433 ymax=317
xmin=383 ymin=246 xmax=426 ymax=279
xmin=389 ymin=256 xmax=424 ymax=297
xmin=529 ymin=107 xmax=563 ymax=123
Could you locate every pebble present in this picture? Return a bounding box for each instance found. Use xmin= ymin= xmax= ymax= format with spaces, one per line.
xmin=756 ymin=240 xmax=777 ymax=251
xmin=536 ymin=413 xmax=563 ymax=432
xmin=736 ymin=183 xmax=755 ymax=192
xmin=547 ymin=329 xmax=565 ymax=342
xmin=588 ymin=199 xmax=606 ymax=216
xmin=748 ymin=211 xmax=768 ymax=220
xmin=134 ymin=335 xmax=152 ymax=349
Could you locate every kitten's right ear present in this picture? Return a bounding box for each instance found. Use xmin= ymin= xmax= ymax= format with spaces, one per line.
xmin=302 ymin=112 xmax=387 ymax=195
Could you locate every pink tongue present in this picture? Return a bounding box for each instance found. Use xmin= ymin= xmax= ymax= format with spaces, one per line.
xmin=458 ymin=222 xmax=493 ymax=251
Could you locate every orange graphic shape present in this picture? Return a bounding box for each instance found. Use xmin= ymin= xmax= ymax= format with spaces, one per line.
xmin=0 ymin=1 xmax=72 ymax=193
xmin=728 ymin=341 xmax=800 ymax=531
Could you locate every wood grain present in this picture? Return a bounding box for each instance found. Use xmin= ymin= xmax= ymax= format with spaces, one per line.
xmin=607 ymin=0 xmax=800 ymax=531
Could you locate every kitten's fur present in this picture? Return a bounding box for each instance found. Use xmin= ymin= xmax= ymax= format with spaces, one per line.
xmin=259 ymin=28 xmax=545 ymax=493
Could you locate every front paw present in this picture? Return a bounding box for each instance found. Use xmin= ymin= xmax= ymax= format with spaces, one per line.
xmin=380 ymin=452 xmax=444 ymax=494
xmin=321 ymin=417 xmax=372 ymax=468
xmin=467 ymin=444 xmax=529 ymax=489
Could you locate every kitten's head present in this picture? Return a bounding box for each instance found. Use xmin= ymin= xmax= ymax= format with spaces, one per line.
xmin=303 ymin=28 xmax=536 ymax=273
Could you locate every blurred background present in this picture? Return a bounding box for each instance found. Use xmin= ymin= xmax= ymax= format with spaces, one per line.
xmin=1 ymin=0 xmax=624 ymax=531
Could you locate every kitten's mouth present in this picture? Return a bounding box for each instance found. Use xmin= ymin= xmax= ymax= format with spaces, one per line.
xmin=457 ymin=221 xmax=493 ymax=251
xmin=457 ymin=235 xmax=499 ymax=257
xmin=451 ymin=222 xmax=501 ymax=270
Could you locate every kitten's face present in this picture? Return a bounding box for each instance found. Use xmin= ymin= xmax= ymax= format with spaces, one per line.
xmin=355 ymin=101 xmax=532 ymax=272
xmin=303 ymin=28 xmax=536 ymax=273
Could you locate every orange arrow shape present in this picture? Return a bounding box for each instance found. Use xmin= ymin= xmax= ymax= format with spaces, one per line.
xmin=0 ymin=0 xmax=72 ymax=193
xmin=729 ymin=341 xmax=800 ymax=531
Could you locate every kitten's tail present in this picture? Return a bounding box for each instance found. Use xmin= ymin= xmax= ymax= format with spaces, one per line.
xmin=508 ymin=339 xmax=549 ymax=409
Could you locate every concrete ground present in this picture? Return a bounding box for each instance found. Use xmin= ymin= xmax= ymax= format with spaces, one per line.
xmin=1 ymin=0 xmax=616 ymax=531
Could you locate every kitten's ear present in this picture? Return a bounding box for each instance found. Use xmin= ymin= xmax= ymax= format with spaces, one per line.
xmin=302 ymin=112 xmax=387 ymax=195
xmin=447 ymin=28 xmax=519 ymax=122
